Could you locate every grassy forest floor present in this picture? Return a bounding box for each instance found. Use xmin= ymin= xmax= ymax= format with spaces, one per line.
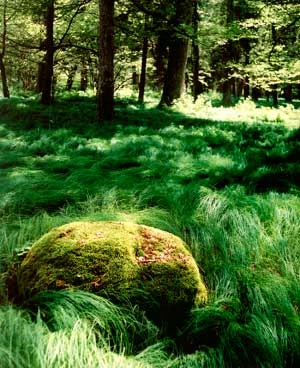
xmin=0 ymin=92 xmax=300 ymax=367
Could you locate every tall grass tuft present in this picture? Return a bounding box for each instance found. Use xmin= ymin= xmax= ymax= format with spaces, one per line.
xmin=0 ymin=303 xmax=167 ymax=368
xmin=23 ymin=289 xmax=159 ymax=354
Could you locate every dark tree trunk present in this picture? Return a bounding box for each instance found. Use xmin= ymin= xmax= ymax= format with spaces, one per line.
xmin=221 ymin=79 xmax=232 ymax=106
xmin=97 ymin=0 xmax=115 ymax=122
xmin=242 ymin=38 xmax=251 ymax=99
xmin=220 ymin=0 xmax=234 ymax=106
xmin=66 ymin=65 xmax=77 ymax=91
xmin=152 ymin=31 xmax=168 ymax=89
xmin=0 ymin=57 xmax=9 ymax=98
xmin=244 ymin=76 xmax=250 ymax=98
xmin=159 ymin=0 xmax=193 ymax=107
xmin=0 ymin=0 xmax=10 ymax=98
xmin=192 ymin=0 xmax=200 ymax=103
xmin=138 ymin=16 xmax=149 ymax=104
xmin=297 ymin=84 xmax=300 ymax=100
xmin=80 ymin=58 xmax=88 ymax=91
xmin=41 ymin=0 xmax=55 ymax=105
xmin=236 ymin=78 xmax=243 ymax=98
xmin=88 ymin=56 xmax=96 ymax=89
xmin=132 ymin=66 xmax=139 ymax=87
xmin=252 ymin=86 xmax=260 ymax=101
xmin=283 ymin=85 xmax=292 ymax=103
xmin=159 ymin=39 xmax=189 ymax=107
xmin=272 ymin=85 xmax=278 ymax=107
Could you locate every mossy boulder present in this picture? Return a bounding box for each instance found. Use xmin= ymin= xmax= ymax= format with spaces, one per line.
xmin=17 ymin=221 xmax=207 ymax=324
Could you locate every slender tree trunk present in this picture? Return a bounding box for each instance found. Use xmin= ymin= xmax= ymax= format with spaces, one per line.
xmin=41 ymin=0 xmax=55 ymax=105
xmin=220 ymin=0 xmax=234 ymax=106
xmin=36 ymin=61 xmax=45 ymax=93
xmin=138 ymin=16 xmax=149 ymax=104
xmin=159 ymin=0 xmax=193 ymax=107
xmin=0 ymin=0 xmax=10 ymax=98
xmin=80 ymin=58 xmax=88 ymax=91
xmin=132 ymin=66 xmax=139 ymax=87
xmin=242 ymin=38 xmax=251 ymax=99
xmin=297 ymin=84 xmax=300 ymax=100
xmin=66 ymin=65 xmax=77 ymax=91
xmin=88 ymin=56 xmax=96 ymax=89
xmin=0 ymin=57 xmax=9 ymax=98
xmin=221 ymin=79 xmax=232 ymax=106
xmin=272 ymin=85 xmax=278 ymax=107
xmin=98 ymin=0 xmax=114 ymax=122
xmin=192 ymin=0 xmax=200 ymax=103
xmin=97 ymin=0 xmax=115 ymax=122
xmin=244 ymin=76 xmax=250 ymax=99
xmin=236 ymin=78 xmax=243 ymax=98
xmin=283 ymin=85 xmax=292 ymax=103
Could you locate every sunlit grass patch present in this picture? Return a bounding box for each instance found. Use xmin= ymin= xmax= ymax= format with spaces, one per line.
xmin=173 ymin=94 xmax=300 ymax=127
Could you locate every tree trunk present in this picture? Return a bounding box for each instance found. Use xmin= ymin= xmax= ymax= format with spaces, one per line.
xmin=272 ymin=85 xmax=278 ymax=107
xmin=97 ymin=0 xmax=115 ymax=122
xmin=241 ymin=38 xmax=251 ymax=99
xmin=66 ymin=65 xmax=77 ymax=91
xmin=0 ymin=57 xmax=9 ymax=97
xmin=221 ymin=79 xmax=232 ymax=106
xmin=297 ymin=84 xmax=300 ymax=100
xmin=153 ymin=32 xmax=168 ymax=89
xmin=138 ymin=16 xmax=149 ymax=104
xmin=36 ymin=61 xmax=45 ymax=93
xmin=283 ymin=85 xmax=292 ymax=103
xmin=80 ymin=58 xmax=88 ymax=91
xmin=220 ymin=0 xmax=234 ymax=106
xmin=244 ymin=76 xmax=250 ymax=99
xmin=252 ymin=86 xmax=260 ymax=101
xmin=236 ymin=78 xmax=243 ymax=98
xmin=41 ymin=0 xmax=55 ymax=105
xmin=0 ymin=0 xmax=10 ymax=98
xmin=159 ymin=0 xmax=193 ymax=107
xmin=192 ymin=0 xmax=200 ymax=103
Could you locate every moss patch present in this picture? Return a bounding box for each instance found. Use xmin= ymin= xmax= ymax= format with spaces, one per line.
xmin=16 ymin=221 xmax=207 ymax=324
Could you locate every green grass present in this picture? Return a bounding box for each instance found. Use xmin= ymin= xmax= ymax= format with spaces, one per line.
xmin=0 ymin=92 xmax=299 ymax=367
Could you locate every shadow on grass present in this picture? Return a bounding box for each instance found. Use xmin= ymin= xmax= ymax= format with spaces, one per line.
xmin=0 ymin=95 xmax=299 ymax=215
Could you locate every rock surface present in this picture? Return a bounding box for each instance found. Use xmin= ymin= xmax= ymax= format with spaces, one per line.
xmin=17 ymin=221 xmax=207 ymax=322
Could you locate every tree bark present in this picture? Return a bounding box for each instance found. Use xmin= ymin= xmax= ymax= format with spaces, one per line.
xmin=159 ymin=0 xmax=193 ymax=107
xmin=272 ymin=85 xmax=278 ymax=107
xmin=192 ymin=0 xmax=200 ymax=103
xmin=153 ymin=31 xmax=168 ymax=89
xmin=0 ymin=58 xmax=9 ymax=97
xmin=283 ymin=85 xmax=292 ymax=103
xmin=66 ymin=65 xmax=78 ymax=91
xmin=0 ymin=0 xmax=10 ymax=98
xmin=80 ymin=58 xmax=88 ymax=91
xmin=138 ymin=16 xmax=149 ymax=104
xmin=220 ymin=0 xmax=234 ymax=106
xmin=41 ymin=0 xmax=55 ymax=105
xmin=97 ymin=0 xmax=115 ymax=122
xmin=221 ymin=79 xmax=232 ymax=106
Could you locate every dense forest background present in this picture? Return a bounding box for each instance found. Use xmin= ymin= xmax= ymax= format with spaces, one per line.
xmin=0 ymin=0 xmax=299 ymax=113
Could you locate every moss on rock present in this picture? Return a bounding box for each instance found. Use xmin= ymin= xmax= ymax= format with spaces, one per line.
xmin=17 ymin=221 xmax=207 ymax=324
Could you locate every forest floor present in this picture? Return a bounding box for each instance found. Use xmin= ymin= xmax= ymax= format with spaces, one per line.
xmin=0 ymin=92 xmax=300 ymax=367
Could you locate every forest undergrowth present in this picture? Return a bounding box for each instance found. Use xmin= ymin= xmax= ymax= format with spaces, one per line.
xmin=0 ymin=92 xmax=299 ymax=367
